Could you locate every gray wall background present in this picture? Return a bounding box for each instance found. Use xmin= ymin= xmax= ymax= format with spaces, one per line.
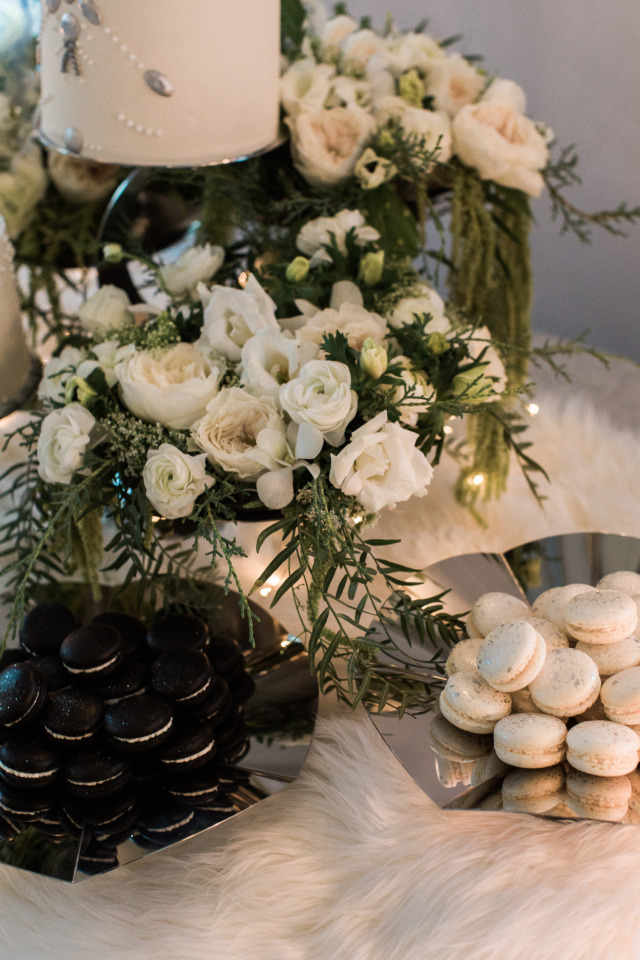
xmin=347 ymin=0 xmax=640 ymax=362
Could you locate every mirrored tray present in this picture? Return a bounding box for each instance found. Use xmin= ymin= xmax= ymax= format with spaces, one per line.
xmin=366 ymin=533 xmax=640 ymax=820
xmin=0 ymin=589 xmax=317 ymax=882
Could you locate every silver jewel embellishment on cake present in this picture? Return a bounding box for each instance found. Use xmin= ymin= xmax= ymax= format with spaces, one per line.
xmin=78 ymin=0 xmax=101 ymax=25
xmin=47 ymin=0 xmax=61 ymax=11
xmin=64 ymin=127 xmax=84 ymax=154
xmin=144 ymin=70 xmax=175 ymax=98
xmin=60 ymin=14 xmax=81 ymax=75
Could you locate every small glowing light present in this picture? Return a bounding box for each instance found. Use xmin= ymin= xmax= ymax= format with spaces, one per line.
xmin=151 ymin=515 xmax=161 ymax=523
xmin=471 ymin=473 xmax=485 ymax=487
xmin=259 ymin=586 xmax=272 ymax=597
xmin=238 ymin=271 xmax=250 ymax=288
xmin=443 ymin=425 xmax=453 ymax=436
xmin=267 ymin=574 xmax=281 ymax=587
xmin=526 ymin=402 xmax=540 ymax=416
xmin=448 ymin=415 xmax=457 ymax=422
xmin=353 ymin=515 xmax=363 ymax=525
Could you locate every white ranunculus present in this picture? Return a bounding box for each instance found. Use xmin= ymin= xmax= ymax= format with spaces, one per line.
xmin=341 ymin=28 xmax=385 ymax=74
xmin=115 ymin=343 xmax=224 ymax=430
xmin=376 ymin=97 xmax=452 ymax=165
xmin=191 ymin=387 xmax=284 ymax=480
xmin=389 ymin=286 xmax=450 ymax=333
xmin=0 ymin=144 xmax=48 ymax=238
xmin=38 ymin=347 xmax=85 ymax=406
xmin=199 ymin=274 xmax=278 ymax=362
xmin=91 ymin=340 xmax=137 ymax=388
xmin=37 ymin=404 xmax=96 ymax=485
xmin=159 ymin=244 xmax=225 ymax=300
xmin=239 ymin=328 xmax=318 ymax=402
xmin=280 ymin=58 xmax=335 ymax=116
xmin=452 ymin=89 xmax=550 ymax=197
xmin=77 ymin=285 xmax=133 ymax=336
xmin=287 ymin=107 xmax=375 ymax=189
xmin=279 ymin=359 xmax=357 ymax=448
xmin=482 ymin=78 xmax=527 ymax=114
xmin=329 ymin=411 xmax=433 ymax=512
xmin=424 ymin=53 xmax=485 ymax=116
xmin=296 ymin=209 xmax=380 ymax=267
xmin=296 ymin=301 xmax=388 ymax=352
xmin=47 ymin=153 xmax=122 ymax=205
xmin=142 ymin=444 xmax=214 ymax=520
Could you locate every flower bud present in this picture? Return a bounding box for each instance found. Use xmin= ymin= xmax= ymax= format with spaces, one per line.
xmin=452 ymin=364 xmax=494 ymax=403
xmin=398 ymin=68 xmax=424 ymax=108
xmin=64 ymin=375 xmax=97 ymax=406
xmin=103 ymin=243 xmax=123 ymax=263
xmin=359 ymin=250 xmax=385 ymax=286
xmin=426 ymin=331 xmax=450 ymax=356
xmin=360 ymin=338 xmax=388 ymax=379
xmin=285 ymin=256 xmax=310 ymax=284
xmin=355 ymin=148 xmax=398 ymax=190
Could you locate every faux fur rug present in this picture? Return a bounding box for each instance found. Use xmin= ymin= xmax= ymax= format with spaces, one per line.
xmin=1 ymin=376 xmax=640 ymax=959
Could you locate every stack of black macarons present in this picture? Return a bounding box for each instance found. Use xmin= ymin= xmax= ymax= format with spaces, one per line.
xmin=0 ymin=602 xmax=255 ymax=875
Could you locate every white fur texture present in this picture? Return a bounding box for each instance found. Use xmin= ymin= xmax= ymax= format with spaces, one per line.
xmin=1 ymin=384 xmax=640 ymax=958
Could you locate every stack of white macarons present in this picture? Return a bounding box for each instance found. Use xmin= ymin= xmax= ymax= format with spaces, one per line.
xmin=435 ymin=570 xmax=640 ymax=822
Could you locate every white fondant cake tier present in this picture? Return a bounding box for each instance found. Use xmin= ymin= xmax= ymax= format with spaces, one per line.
xmin=38 ymin=0 xmax=281 ymax=167
xmin=0 ymin=217 xmax=33 ymax=413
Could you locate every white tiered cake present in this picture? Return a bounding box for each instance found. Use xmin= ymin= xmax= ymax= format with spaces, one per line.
xmin=38 ymin=0 xmax=281 ymax=167
xmin=0 ymin=216 xmax=35 ymax=416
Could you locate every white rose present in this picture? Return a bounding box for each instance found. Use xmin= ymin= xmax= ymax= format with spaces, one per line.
xmin=159 ymin=244 xmax=225 ymax=300
xmin=0 ymin=144 xmax=48 ymax=238
xmin=389 ymin=286 xmax=449 ymax=333
xmin=199 ymin=274 xmax=278 ymax=361
xmin=329 ymin=411 xmax=433 ymax=512
xmin=91 ymin=340 xmax=137 ymax=388
xmin=37 ymin=404 xmax=96 ymax=485
xmin=287 ymin=107 xmax=375 ymax=189
xmin=296 ymin=209 xmax=380 ymax=267
xmin=239 ymin=328 xmax=318 ymax=402
xmin=115 ymin=342 xmax=224 ymax=430
xmin=191 ymin=387 xmax=284 ymax=480
xmin=424 ymin=54 xmax=485 ymax=116
xmin=296 ymin=301 xmax=388 ymax=352
xmin=341 ymin=29 xmax=385 ymax=74
xmin=77 ymin=285 xmax=133 ymax=336
xmin=280 ymin=359 xmax=357 ymax=448
xmin=38 ymin=346 xmax=85 ymax=406
xmin=280 ymin=58 xmax=335 ymax=116
xmin=142 ymin=444 xmax=214 ymax=520
xmin=482 ymin=78 xmax=527 ymax=114
xmin=452 ymin=91 xmax=549 ymax=197
xmin=376 ymin=97 xmax=452 ymax=165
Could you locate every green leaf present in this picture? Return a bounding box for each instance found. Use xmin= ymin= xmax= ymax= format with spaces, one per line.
xmin=248 ymin=541 xmax=298 ymax=594
xmin=271 ymin=564 xmax=307 ymax=606
xmin=361 ymin=184 xmax=420 ymax=260
xmin=281 ymin=0 xmax=306 ymax=53
xmin=307 ymin=607 xmax=330 ymax=663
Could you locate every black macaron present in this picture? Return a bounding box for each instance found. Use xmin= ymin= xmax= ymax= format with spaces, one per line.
xmin=137 ymin=802 xmax=195 ymax=846
xmin=146 ymin=613 xmax=210 ymax=654
xmin=0 ymin=783 xmax=50 ymax=822
xmin=77 ymin=839 xmax=119 ymax=876
xmin=42 ymin=688 xmax=104 ymax=747
xmin=227 ymin=670 xmax=255 ymax=705
xmin=65 ymin=749 xmax=132 ymax=798
xmin=162 ymin=764 xmax=222 ymax=807
xmin=158 ymin=723 xmax=216 ymax=773
xmin=0 ymin=737 xmax=60 ymax=790
xmin=60 ymin=624 xmax=124 ymax=680
xmin=19 ymin=602 xmax=78 ymax=656
xmin=88 ymin=661 xmax=146 ymax=705
xmin=92 ymin=612 xmax=146 ymax=658
xmin=0 ymin=662 xmax=47 ymax=730
xmin=0 ymin=648 xmax=29 ymax=670
xmin=207 ymin=636 xmax=245 ymax=678
xmin=29 ymin=655 xmax=70 ymax=692
xmin=103 ymin=694 xmax=173 ymax=752
xmin=190 ymin=675 xmax=232 ymax=725
xmin=149 ymin=649 xmax=212 ymax=706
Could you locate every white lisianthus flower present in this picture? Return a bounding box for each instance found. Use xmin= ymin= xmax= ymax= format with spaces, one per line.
xmin=390 ymin=357 xmax=433 ymax=427
xmin=424 ymin=53 xmax=485 ymax=116
xmin=91 ymin=340 xmax=137 ymax=388
xmin=280 ymin=359 xmax=357 ymax=449
xmin=280 ymin=58 xmax=335 ymax=116
xmin=249 ymin=421 xmax=321 ymax=510
xmin=115 ymin=343 xmax=224 ymax=430
xmin=199 ymin=274 xmax=278 ymax=362
xmin=452 ymin=83 xmax=550 ymax=197
xmin=319 ymin=14 xmax=358 ymax=59
xmin=296 ymin=301 xmax=388 ymax=352
xmin=142 ymin=445 xmax=214 ymax=520
xmin=159 ymin=244 xmax=225 ymax=300
xmin=38 ymin=347 xmax=85 ymax=406
xmin=389 ymin=286 xmax=450 ymax=333
xmin=371 ymin=32 xmax=444 ymax=80
xmin=354 ymin=148 xmax=398 ymax=189
xmin=191 ymin=387 xmax=284 ymax=480
xmin=77 ymin=285 xmax=133 ymax=336
xmin=239 ymin=328 xmax=318 ymax=402
xmin=326 ymin=75 xmax=372 ymax=111
xmin=360 ymin=338 xmax=388 ymax=379
xmin=329 ymin=411 xmax=433 ymax=512
xmin=341 ymin=28 xmax=385 ymax=74
xmin=37 ymin=404 xmax=96 ymax=485
xmin=287 ymin=106 xmax=375 ymax=189
xmin=296 ymin=209 xmax=380 ymax=268
xmin=376 ymin=97 xmax=452 ymax=165
xmin=0 ymin=143 xmax=48 ymax=239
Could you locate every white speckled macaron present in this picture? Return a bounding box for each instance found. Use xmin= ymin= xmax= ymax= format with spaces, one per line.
xmin=564 ymin=590 xmax=638 ymax=644
xmin=576 ymin=634 xmax=640 ymax=676
xmin=601 ymin=667 xmax=640 ymax=725
xmin=445 ymin=638 xmax=484 ymax=678
xmin=510 ymin=688 xmax=542 ymax=714
xmin=471 ymin=592 xmax=531 ymax=638
xmin=545 ymin=584 xmax=596 ymax=631
xmin=566 ymin=770 xmax=631 ymax=821
xmin=427 ymin=711 xmax=493 ymax=762
xmin=470 ymin=750 xmax=509 ymax=786
xmin=528 ymin=648 xmax=601 ymax=717
xmin=439 ymin=672 xmax=511 ymax=734
xmin=566 ymin=721 xmax=640 ymax=777
xmin=532 ymin=587 xmax=565 ymax=620
xmin=465 ymin=612 xmax=481 ymax=638
xmin=493 ymin=713 xmax=567 ymax=768
xmin=521 ymin=617 xmax=569 ymax=651
xmin=597 ymin=571 xmax=640 ymax=596
xmin=502 ymin=765 xmax=565 ymax=814
xmin=476 ymin=620 xmax=546 ymax=692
